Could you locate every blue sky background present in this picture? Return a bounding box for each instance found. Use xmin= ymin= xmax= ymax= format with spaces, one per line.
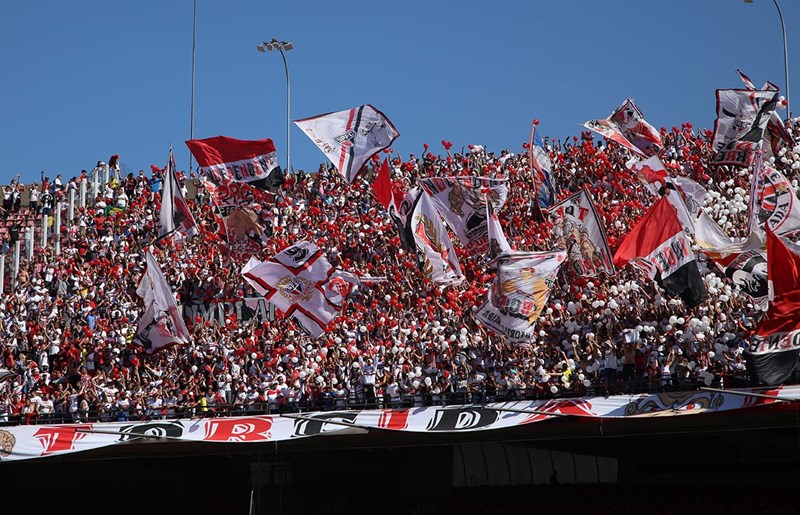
xmin=0 ymin=0 xmax=797 ymax=183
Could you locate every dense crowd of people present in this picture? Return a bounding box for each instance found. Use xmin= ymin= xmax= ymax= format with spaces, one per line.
xmin=2 ymin=118 xmax=800 ymax=426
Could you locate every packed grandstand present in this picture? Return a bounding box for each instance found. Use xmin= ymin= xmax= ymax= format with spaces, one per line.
xmin=1 ymin=85 xmax=799 ymax=432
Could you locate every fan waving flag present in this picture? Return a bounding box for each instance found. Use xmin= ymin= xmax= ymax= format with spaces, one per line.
xmin=475 ymin=251 xmax=567 ymax=344
xmin=158 ymin=147 xmax=198 ymax=241
xmin=549 ymin=189 xmax=615 ymax=277
xmin=613 ymin=197 xmax=707 ymax=308
xmin=242 ymin=241 xmax=359 ymax=339
xmin=295 ymin=104 xmax=399 ymax=183
xmin=711 ymin=89 xmax=779 ymax=167
xmin=134 ymin=251 xmax=191 ymax=354
xmin=185 ymin=136 xmax=283 ymax=191
xmin=747 ymin=228 xmax=800 ymax=385
xmin=583 ymin=98 xmax=662 ymax=157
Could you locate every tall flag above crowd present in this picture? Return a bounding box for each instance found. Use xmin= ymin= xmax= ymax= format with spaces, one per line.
xmin=418 ymin=176 xmax=508 ymax=256
xmin=737 ymin=69 xmax=794 ymax=156
xmin=295 ymin=104 xmax=399 ymax=183
xmin=158 ymin=147 xmax=198 ymax=242
xmin=475 ymin=250 xmax=567 ymax=343
xmin=613 ymin=197 xmax=707 ymax=308
xmin=528 ymin=120 xmax=556 ymax=209
xmin=711 ymin=88 xmax=778 ymax=167
xmin=583 ymin=98 xmax=663 ymax=157
xmin=242 ymin=241 xmax=360 ymax=339
xmin=549 ymin=189 xmax=615 ymax=277
xmin=186 ymin=136 xmax=282 ymax=263
xmin=134 ymin=251 xmax=191 ymax=354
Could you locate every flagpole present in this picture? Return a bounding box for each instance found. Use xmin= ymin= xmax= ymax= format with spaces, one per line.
xmin=189 ymin=0 xmax=197 ymax=174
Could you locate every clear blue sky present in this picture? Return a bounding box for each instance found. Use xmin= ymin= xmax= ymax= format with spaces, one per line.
xmin=0 ymin=0 xmax=797 ymax=183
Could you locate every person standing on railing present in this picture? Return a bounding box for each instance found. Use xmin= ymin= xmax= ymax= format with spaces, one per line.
xmin=358 ymin=356 xmax=377 ymax=408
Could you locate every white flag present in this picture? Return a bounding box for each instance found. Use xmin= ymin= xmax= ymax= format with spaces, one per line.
xmin=158 ymin=147 xmax=198 ymax=241
xmin=475 ymin=251 xmax=567 ymax=343
xmin=749 ymin=156 xmax=800 ymax=236
xmin=408 ymin=190 xmax=464 ymax=286
xmin=418 ymin=176 xmax=508 ymax=255
xmin=294 ymin=104 xmax=399 ymax=183
xmin=134 ymin=252 xmax=190 ymax=354
xmin=242 ymin=241 xmax=359 ymax=339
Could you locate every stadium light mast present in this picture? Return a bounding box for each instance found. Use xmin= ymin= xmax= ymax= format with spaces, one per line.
xmin=744 ymin=0 xmax=791 ymax=119
xmin=257 ymin=38 xmax=293 ymax=174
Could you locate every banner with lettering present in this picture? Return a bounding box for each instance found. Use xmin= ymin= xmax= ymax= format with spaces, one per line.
xmin=2 ymin=386 xmax=798 ymax=461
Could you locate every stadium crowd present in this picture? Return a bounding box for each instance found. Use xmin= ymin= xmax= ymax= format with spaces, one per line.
xmin=2 ymin=118 xmax=800 ymax=426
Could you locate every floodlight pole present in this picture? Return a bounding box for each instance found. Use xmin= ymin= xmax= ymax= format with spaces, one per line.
xmin=258 ymin=38 xmax=293 ymax=174
xmin=745 ymin=0 xmax=791 ymax=119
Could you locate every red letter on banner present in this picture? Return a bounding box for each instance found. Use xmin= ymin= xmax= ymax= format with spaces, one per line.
xmin=202 ymin=417 xmax=273 ymax=442
xmin=33 ymin=425 xmax=93 ymax=456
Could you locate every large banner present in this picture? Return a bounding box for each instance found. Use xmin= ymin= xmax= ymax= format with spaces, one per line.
xmin=549 ymin=190 xmax=615 ymax=277
xmin=2 ymin=386 xmax=798 ymax=462
xmin=183 ymin=297 xmax=276 ymax=327
xmin=418 ymin=176 xmax=508 ymax=255
xmin=475 ymin=251 xmax=566 ymax=343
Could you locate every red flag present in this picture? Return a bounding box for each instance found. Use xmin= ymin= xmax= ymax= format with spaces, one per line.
xmin=748 ymin=228 xmax=800 ymax=384
xmin=185 ymin=136 xmax=281 ymax=187
xmin=766 ymin=226 xmax=800 ymax=299
xmin=613 ymin=197 xmax=706 ymax=308
xmin=371 ymin=159 xmax=394 ymax=211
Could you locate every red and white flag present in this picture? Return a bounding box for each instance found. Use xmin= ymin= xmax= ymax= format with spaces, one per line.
xmin=295 ymin=104 xmax=399 ymax=183
xmin=134 ymin=252 xmax=191 ymax=354
xmin=158 ymin=147 xmax=198 ymax=241
xmin=627 ymin=155 xmax=698 ymax=232
xmin=748 ymin=155 xmax=800 ymax=236
xmin=186 ymin=136 xmax=278 ymax=263
xmin=185 ymin=136 xmax=283 ymax=190
xmin=747 ymin=227 xmax=800 ymax=385
xmin=613 ymin=197 xmax=707 ymax=308
xmin=583 ymin=98 xmax=662 ymax=157
xmin=242 ymin=241 xmax=359 ymax=339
